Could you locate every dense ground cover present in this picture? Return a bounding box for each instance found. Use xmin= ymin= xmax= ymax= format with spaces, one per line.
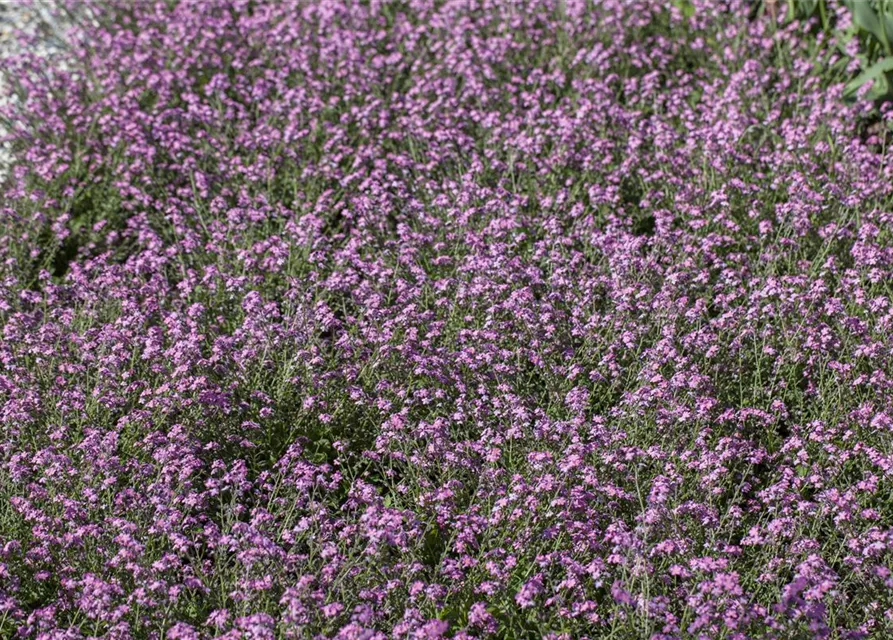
xmin=2 ymin=0 xmax=893 ymax=637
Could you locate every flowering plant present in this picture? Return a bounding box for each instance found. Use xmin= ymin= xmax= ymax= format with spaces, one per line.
xmin=2 ymin=0 xmax=893 ymax=637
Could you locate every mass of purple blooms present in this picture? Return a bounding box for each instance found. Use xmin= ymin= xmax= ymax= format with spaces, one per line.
xmin=2 ymin=0 xmax=893 ymax=638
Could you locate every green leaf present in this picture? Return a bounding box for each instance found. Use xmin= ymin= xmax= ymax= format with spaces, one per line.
xmin=847 ymin=0 xmax=889 ymax=52
xmin=671 ymin=0 xmax=695 ymax=19
xmin=818 ymin=0 xmax=830 ymax=31
xmin=843 ymin=56 xmax=893 ymax=97
xmin=882 ymin=1 xmax=893 ymax=50
xmin=796 ymin=0 xmax=817 ymax=19
xmin=869 ymin=74 xmax=893 ymax=101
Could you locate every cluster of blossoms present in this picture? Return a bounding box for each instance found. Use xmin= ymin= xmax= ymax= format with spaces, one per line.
xmin=2 ymin=0 xmax=893 ymax=637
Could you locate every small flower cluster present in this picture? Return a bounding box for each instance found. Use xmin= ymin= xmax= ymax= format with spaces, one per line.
xmin=2 ymin=0 xmax=893 ymax=637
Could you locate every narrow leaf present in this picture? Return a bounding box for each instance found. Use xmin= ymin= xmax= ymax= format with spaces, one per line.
xmin=843 ymin=57 xmax=893 ymax=96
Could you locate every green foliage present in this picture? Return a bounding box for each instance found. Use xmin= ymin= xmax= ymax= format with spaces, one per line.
xmin=780 ymin=0 xmax=893 ymax=101
xmin=842 ymin=0 xmax=893 ymax=99
xmin=787 ymin=0 xmax=832 ymax=30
